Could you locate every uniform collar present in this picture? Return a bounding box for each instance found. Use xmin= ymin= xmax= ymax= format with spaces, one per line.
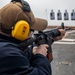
xmin=0 ymin=33 xmax=22 ymax=44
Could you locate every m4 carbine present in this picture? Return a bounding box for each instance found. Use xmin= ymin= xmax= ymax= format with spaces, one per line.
xmin=19 ymin=23 xmax=66 ymax=62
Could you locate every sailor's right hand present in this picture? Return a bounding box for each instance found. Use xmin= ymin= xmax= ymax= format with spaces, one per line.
xmin=33 ymin=44 xmax=49 ymax=57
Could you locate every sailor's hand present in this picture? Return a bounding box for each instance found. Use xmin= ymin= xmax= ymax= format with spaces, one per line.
xmin=53 ymin=29 xmax=66 ymax=41
xmin=33 ymin=44 xmax=49 ymax=57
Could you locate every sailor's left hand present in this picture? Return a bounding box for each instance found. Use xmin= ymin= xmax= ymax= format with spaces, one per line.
xmin=53 ymin=29 xmax=66 ymax=41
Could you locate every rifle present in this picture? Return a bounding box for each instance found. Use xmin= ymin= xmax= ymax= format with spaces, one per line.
xmin=19 ymin=23 xmax=65 ymax=62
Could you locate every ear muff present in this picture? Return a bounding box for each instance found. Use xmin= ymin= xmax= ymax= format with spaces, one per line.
xmin=12 ymin=20 xmax=30 ymax=41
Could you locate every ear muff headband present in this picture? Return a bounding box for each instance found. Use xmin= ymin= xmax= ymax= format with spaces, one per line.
xmin=12 ymin=20 xmax=30 ymax=41
xmin=11 ymin=0 xmax=30 ymax=12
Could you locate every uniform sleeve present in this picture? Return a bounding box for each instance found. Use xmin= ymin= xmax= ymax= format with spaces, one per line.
xmin=0 ymin=44 xmax=52 ymax=75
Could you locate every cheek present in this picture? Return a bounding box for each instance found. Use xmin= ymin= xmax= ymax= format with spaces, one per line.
xmin=28 ymin=32 xmax=33 ymax=38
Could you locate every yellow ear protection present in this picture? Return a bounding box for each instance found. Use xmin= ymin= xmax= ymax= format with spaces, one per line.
xmin=11 ymin=0 xmax=31 ymax=41
xmin=12 ymin=20 xmax=30 ymax=41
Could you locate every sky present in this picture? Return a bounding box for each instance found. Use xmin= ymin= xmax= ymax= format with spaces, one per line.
xmin=0 ymin=0 xmax=75 ymax=26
